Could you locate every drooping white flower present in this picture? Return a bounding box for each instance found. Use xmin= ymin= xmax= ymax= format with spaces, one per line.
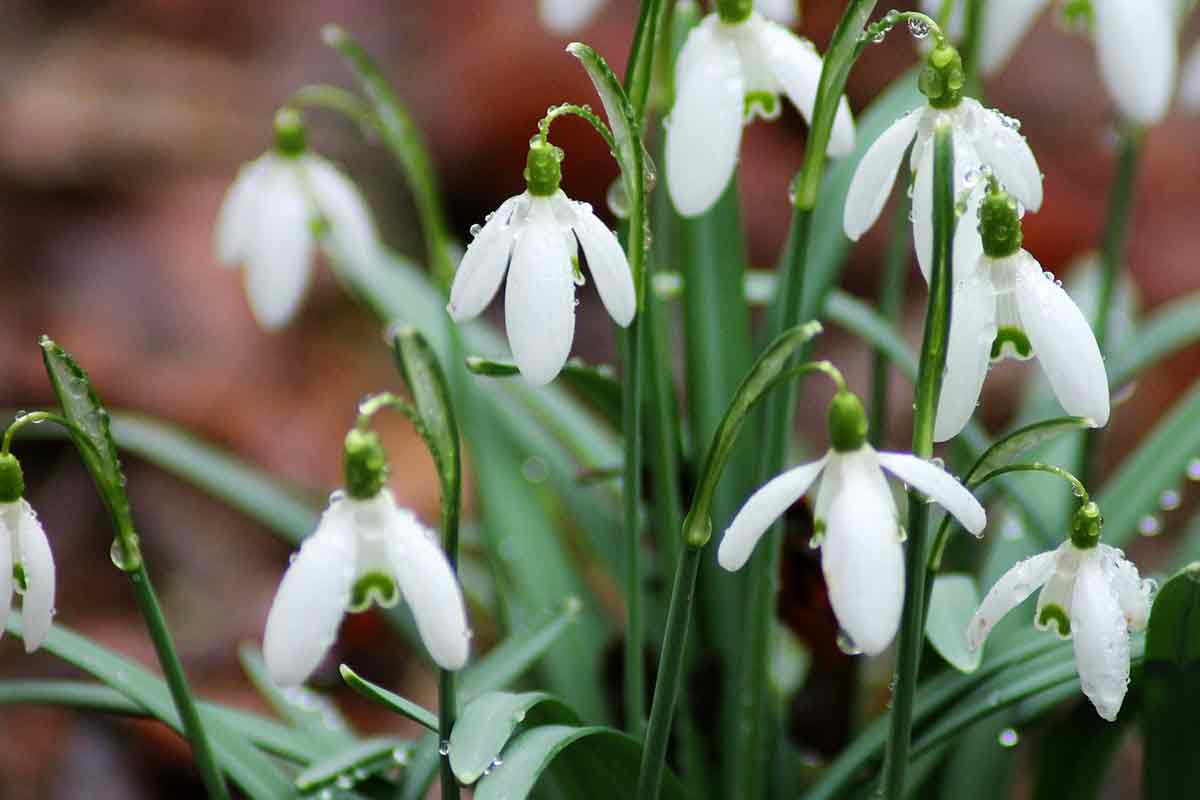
xmin=665 ymin=6 xmax=854 ymax=217
xmin=933 ymin=185 xmax=1109 ymax=442
xmin=447 ymin=140 xmax=635 ymax=385
xmin=918 ymin=0 xmax=1178 ymax=125
xmin=263 ymin=488 xmax=470 ymax=686
xmin=1180 ymin=42 xmax=1200 ymax=112
xmin=0 ymin=496 xmax=56 ymax=654
xmin=843 ymin=42 xmax=1042 ymax=281
xmin=216 ymin=110 xmax=379 ymax=330
xmin=718 ymin=392 xmax=985 ymax=655
xmin=538 ymin=0 xmax=799 ymax=36
xmin=967 ymin=502 xmax=1152 ymax=721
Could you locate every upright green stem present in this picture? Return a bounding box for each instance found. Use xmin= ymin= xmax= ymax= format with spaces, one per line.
xmin=961 ymin=0 xmax=985 ymax=96
xmin=869 ymin=198 xmax=912 ymax=445
xmin=882 ymin=121 xmax=955 ymax=800
xmin=438 ymin=421 xmax=462 ymax=800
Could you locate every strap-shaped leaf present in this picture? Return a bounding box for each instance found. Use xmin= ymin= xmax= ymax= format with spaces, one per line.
xmin=339 ymin=665 xmax=439 ymax=732
xmin=966 ymin=416 xmax=1097 ymax=485
xmin=565 ymin=43 xmax=639 ymax=202
xmin=295 ymin=737 xmax=413 ymax=794
xmin=449 ymin=691 xmax=579 ymax=784
xmin=466 ymin=357 xmax=622 ymax=429
xmin=925 ymin=574 xmax=983 ymax=674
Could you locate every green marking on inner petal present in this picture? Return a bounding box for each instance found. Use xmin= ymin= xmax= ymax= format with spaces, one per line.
xmin=349 ymin=572 xmax=399 ymax=613
xmin=12 ymin=563 xmax=27 ymax=594
xmin=1061 ymin=0 xmax=1093 ymax=32
xmin=743 ymin=91 xmax=780 ymax=122
xmin=1037 ymin=603 xmax=1071 ymax=637
xmin=810 ymin=520 xmax=826 ymax=549
xmin=571 ymin=255 xmax=583 ymax=284
xmin=991 ymin=327 xmax=1033 ymax=361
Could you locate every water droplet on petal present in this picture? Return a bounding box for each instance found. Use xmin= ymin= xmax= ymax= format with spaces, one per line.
xmin=907 ymin=17 xmax=930 ymax=38
xmin=438 ymin=740 xmax=451 ymax=756
xmin=836 ymin=629 xmax=862 ymax=655
xmin=469 ymin=223 xmax=483 ymax=238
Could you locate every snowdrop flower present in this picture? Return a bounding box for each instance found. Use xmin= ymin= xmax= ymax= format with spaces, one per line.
xmin=538 ymin=0 xmax=799 ymax=36
xmin=934 ymin=182 xmax=1109 ymax=442
xmin=263 ymin=431 xmax=469 ymax=687
xmin=216 ymin=108 xmax=379 ymax=330
xmin=665 ymin=0 xmax=854 ymax=217
xmin=447 ymin=138 xmax=635 ymax=385
xmin=0 ymin=454 xmax=56 ymax=653
xmin=718 ymin=391 xmax=985 ymax=655
xmin=919 ymin=0 xmax=1178 ymax=125
xmin=844 ymin=40 xmax=1043 ymax=280
xmin=967 ymin=501 xmax=1152 ymax=721
xmin=1181 ymin=43 xmax=1200 ymax=112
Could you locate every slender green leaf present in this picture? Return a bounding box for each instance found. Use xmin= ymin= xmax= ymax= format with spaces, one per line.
xmin=925 ymin=574 xmax=983 ymax=673
xmin=1032 ymin=697 xmax=1131 ymax=800
xmin=339 ymin=665 xmax=439 ymax=732
xmin=449 ymin=691 xmax=579 ymax=784
xmin=239 ymin=645 xmax=355 ymax=751
xmin=564 ymin=43 xmax=639 ymax=203
xmin=295 ymin=737 xmax=412 ymax=794
xmin=1110 ymin=289 xmax=1200 ymax=387
xmin=465 ymin=357 xmax=622 ymax=429
xmin=967 ymin=417 xmax=1097 ymax=484
xmin=1143 ymin=563 xmax=1200 ymax=799
xmin=458 ymin=597 xmax=581 ymax=702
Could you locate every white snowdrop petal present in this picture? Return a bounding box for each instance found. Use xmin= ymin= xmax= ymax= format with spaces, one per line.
xmin=666 ymin=24 xmax=745 ymax=217
xmin=388 ymin=514 xmax=470 ymax=670
xmin=1180 ymin=44 xmax=1200 ymax=112
xmin=263 ymin=513 xmax=356 ymax=688
xmin=572 ymin=205 xmax=636 ymax=326
xmin=215 ymin=157 xmax=270 ymax=266
xmin=1099 ymin=545 xmax=1150 ymax=632
xmin=0 ymin=514 xmax=13 ymax=643
xmin=812 ymin=452 xmax=845 ymax=526
xmin=934 ymin=266 xmax=997 ymax=442
xmin=978 ymin=0 xmax=1049 ymax=75
xmin=966 ymin=550 xmax=1057 ymax=651
xmin=756 ymin=0 xmax=796 ymax=27
xmin=843 ymin=109 xmax=921 ymax=241
xmin=302 ymin=155 xmax=379 ymax=272
xmin=912 ymin=141 xmax=934 ymax=284
xmin=972 ymin=104 xmax=1043 ymax=213
xmin=718 ymin=456 xmax=828 ymax=571
xmin=1014 ymin=253 xmax=1110 ymax=427
xmin=1092 ymin=0 xmax=1177 ymax=125
xmin=244 ymin=163 xmax=315 ymax=330
xmin=758 ymin=21 xmax=856 ymax=158
xmin=952 ymin=180 xmax=986 ymax=281
xmin=14 ymin=501 xmax=55 ymax=653
xmin=538 ymin=0 xmax=607 ymax=34
xmin=448 ymin=195 xmax=521 ymax=321
xmin=505 ymin=217 xmax=576 ymax=384
xmin=1071 ymin=555 xmax=1131 ymax=721
xmin=821 ymin=451 xmax=904 ymax=656
xmin=877 ymin=451 xmax=986 ymax=535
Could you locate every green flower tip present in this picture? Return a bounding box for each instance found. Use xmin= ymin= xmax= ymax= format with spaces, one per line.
xmin=350 ymin=571 xmax=399 ymax=612
xmin=344 ymin=428 xmax=389 ymax=499
xmin=0 ymin=453 xmax=25 ymax=503
xmin=273 ymin=108 xmax=307 ymax=157
xmin=1037 ymin=603 xmax=1071 ymax=637
xmin=828 ymin=391 xmax=868 ymax=453
xmin=1070 ymin=501 xmax=1103 ymax=549
xmin=717 ymin=0 xmax=753 ymax=24
xmin=524 ymin=138 xmax=564 ymax=197
xmin=919 ymin=43 xmax=965 ymax=109
xmin=979 ymin=183 xmax=1024 ymax=258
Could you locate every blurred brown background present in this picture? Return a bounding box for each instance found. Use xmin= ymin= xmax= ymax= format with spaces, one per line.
xmin=0 ymin=1 xmax=1197 ymax=797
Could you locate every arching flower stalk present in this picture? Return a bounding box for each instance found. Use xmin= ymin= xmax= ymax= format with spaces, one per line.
xmin=934 ymin=180 xmax=1109 ymax=441
xmin=447 ymin=136 xmax=635 ymax=385
xmin=263 ymin=430 xmax=470 ymax=687
xmin=215 ymin=108 xmax=380 ymax=330
xmin=0 ymin=453 xmax=56 ymax=653
xmin=968 ymin=501 xmax=1154 ymax=721
xmin=718 ymin=389 xmax=986 ymax=655
xmin=665 ymin=0 xmax=855 ymax=217
xmin=844 ymin=35 xmax=1043 ymax=280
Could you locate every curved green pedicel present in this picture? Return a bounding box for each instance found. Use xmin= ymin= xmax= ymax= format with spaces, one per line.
xmin=991 ymin=327 xmax=1033 ymax=361
xmin=349 ymin=572 xmax=399 ymax=613
xmin=1036 ymin=603 xmax=1072 ymax=637
xmin=918 ymin=43 xmax=965 ymax=110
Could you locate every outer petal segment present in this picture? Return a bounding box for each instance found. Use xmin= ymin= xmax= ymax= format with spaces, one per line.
xmin=303 ymin=155 xmax=380 ymax=271
xmin=966 ymin=550 xmax=1057 ymax=651
xmin=448 ymin=195 xmax=521 ymax=321
xmin=977 ymin=0 xmax=1050 ymax=76
xmin=1092 ymin=0 xmax=1177 ymax=125
xmin=934 ymin=267 xmax=997 ymax=442
xmin=389 ymin=512 xmax=470 ymax=670
xmin=505 ymin=216 xmax=576 ymax=384
xmin=215 ymin=157 xmax=270 ymax=266
xmin=1014 ymin=253 xmax=1110 ymax=427
xmin=243 ymin=162 xmax=315 ymax=330
xmin=666 ymin=24 xmax=745 ymax=217
xmin=1099 ymin=545 xmax=1151 ymax=632
xmin=843 ymin=109 xmax=921 ymax=241
xmin=1071 ymin=555 xmax=1131 ymax=721
xmin=970 ymin=102 xmax=1043 ymax=213
xmin=14 ymin=501 xmax=55 ymax=653
xmin=718 ymin=455 xmax=828 ymax=571
xmin=0 ymin=510 xmax=13 ymax=644
xmin=572 ymin=204 xmax=635 ymax=326
xmin=876 ymin=451 xmax=986 ymax=535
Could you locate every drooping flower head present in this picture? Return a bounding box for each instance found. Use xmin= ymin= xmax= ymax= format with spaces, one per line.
xmin=968 ymin=501 xmax=1153 ymax=721
xmin=0 ymin=453 xmax=56 ymax=653
xmin=665 ymin=0 xmax=855 ymax=217
xmin=920 ymin=0 xmax=1179 ymax=125
xmin=934 ymin=181 xmax=1109 ymax=441
xmin=447 ymin=137 xmax=636 ymax=385
xmin=538 ymin=0 xmax=800 ymax=36
xmin=215 ymin=108 xmax=380 ymax=330
xmin=718 ymin=390 xmax=986 ymax=655
xmin=263 ymin=429 xmax=470 ymax=687
xmin=844 ymin=38 xmax=1043 ymax=281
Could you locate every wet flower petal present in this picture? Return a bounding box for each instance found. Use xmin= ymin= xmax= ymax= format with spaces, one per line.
xmin=388 ymin=513 xmax=470 ymax=670
xmin=967 ymin=550 xmax=1057 ymax=651
xmin=876 ymin=451 xmax=986 ymax=534
xmin=448 ymin=195 xmax=521 ymax=321
xmin=572 ymin=203 xmax=635 ymax=326
xmin=934 ymin=267 xmax=998 ymax=442
xmin=14 ymin=500 xmax=55 ymax=653
xmin=1071 ymin=555 xmax=1131 ymax=721
xmin=505 ymin=215 xmax=576 ymax=384
xmin=719 ymin=455 xmax=828 ymax=571
xmin=843 ymin=108 xmax=921 ymax=241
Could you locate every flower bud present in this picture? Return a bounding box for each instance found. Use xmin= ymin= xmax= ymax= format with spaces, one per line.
xmin=919 ymin=43 xmax=965 ymax=109
xmin=828 ymin=391 xmax=868 ymax=453
xmin=1070 ymin=501 xmax=1103 ymax=549
xmin=344 ymin=429 xmax=389 ymax=499
xmin=979 ymin=183 xmax=1023 ymax=258
xmin=0 ymin=453 xmax=24 ymax=503
xmin=273 ymin=108 xmax=307 ymax=158
xmin=524 ymin=139 xmax=564 ymax=197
